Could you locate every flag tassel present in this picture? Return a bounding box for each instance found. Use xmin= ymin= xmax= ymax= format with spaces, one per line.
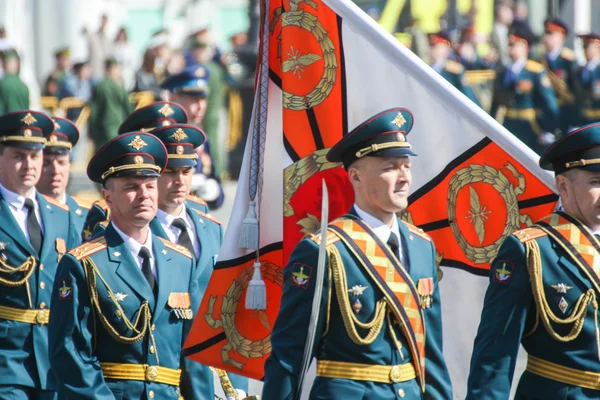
xmin=245 ymin=261 xmax=266 ymax=310
xmin=239 ymin=200 xmax=259 ymax=249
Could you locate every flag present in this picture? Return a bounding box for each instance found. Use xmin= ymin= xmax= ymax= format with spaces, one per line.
xmin=184 ymin=0 xmax=558 ymax=396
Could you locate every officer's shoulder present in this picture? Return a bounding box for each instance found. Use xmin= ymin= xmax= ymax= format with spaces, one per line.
xmin=512 ymin=226 xmax=547 ymax=243
xmin=68 ymin=236 xmax=108 ymax=260
xmin=188 ymin=207 xmax=221 ymax=225
xmin=308 ymin=227 xmax=341 ymax=247
xmin=92 ymin=199 xmax=109 ymax=211
xmin=445 ymin=60 xmax=464 ymax=74
xmin=157 ymin=236 xmax=193 ymax=259
xmin=525 ymin=60 xmax=545 ymax=74
xmin=560 ymin=47 xmax=575 ymax=61
xmin=402 ymin=221 xmax=432 ymax=242
xmin=185 ymin=193 xmax=208 ymax=207
xmin=42 ymin=194 xmax=69 ymax=212
xmin=71 ymin=195 xmax=93 ymax=210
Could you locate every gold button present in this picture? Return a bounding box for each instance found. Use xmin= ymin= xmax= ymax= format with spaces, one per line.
xmin=39 ymin=264 xmax=44 ymax=270
xmin=398 ymin=388 xmax=405 ymax=397
xmin=40 ymin=302 xmax=46 ymax=309
xmin=36 ymin=310 xmax=47 ymax=325
xmin=148 ymin=390 xmax=155 ymax=399
xmin=40 ymin=282 xmax=45 ymax=289
xmin=150 ymin=345 xmax=155 ymax=354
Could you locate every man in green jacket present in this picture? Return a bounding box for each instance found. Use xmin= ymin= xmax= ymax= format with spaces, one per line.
xmin=89 ymin=59 xmax=131 ymax=152
xmin=0 ymin=50 xmax=28 ymax=114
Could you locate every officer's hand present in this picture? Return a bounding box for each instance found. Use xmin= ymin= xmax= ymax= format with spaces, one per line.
xmin=539 ymin=132 xmax=556 ymax=145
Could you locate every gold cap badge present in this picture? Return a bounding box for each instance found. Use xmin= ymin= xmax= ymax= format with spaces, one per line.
xmin=128 ymin=136 xmax=148 ymax=151
xmin=21 ymin=113 xmax=37 ymax=126
xmin=170 ymin=128 xmax=188 ymax=142
xmin=392 ymin=112 xmax=406 ymax=128
xmin=158 ymin=103 xmax=174 ymax=117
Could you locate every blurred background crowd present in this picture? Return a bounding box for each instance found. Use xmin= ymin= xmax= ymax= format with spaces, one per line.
xmin=0 ymin=0 xmax=597 ymax=196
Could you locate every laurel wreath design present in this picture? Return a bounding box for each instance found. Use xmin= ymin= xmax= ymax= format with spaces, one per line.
xmin=205 ymin=261 xmax=283 ymax=369
xmin=272 ymin=0 xmax=337 ymax=110
xmin=447 ymin=163 xmax=530 ymax=264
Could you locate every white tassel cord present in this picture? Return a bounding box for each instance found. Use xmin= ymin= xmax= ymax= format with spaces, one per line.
xmin=245 ymin=261 xmax=266 ymax=310
xmin=239 ymin=200 xmax=259 ymax=250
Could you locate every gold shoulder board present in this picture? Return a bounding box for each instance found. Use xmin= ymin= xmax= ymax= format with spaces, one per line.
xmin=309 ymin=229 xmax=341 ymax=246
xmin=513 ymin=227 xmax=547 ymax=243
xmin=445 ymin=60 xmax=464 ymax=75
xmin=69 ymin=237 xmax=108 ymax=260
xmin=525 ymin=60 xmax=545 ymax=73
xmin=158 ymin=237 xmax=192 ymax=259
xmin=190 ymin=208 xmax=221 ymax=225
xmin=93 ymin=199 xmax=109 ymax=211
xmin=72 ymin=196 xmax=93 ymax=210
xmin=560 ymin=48 xmax=575 ymax=61
xmin=43 ymin=195 xmax=69 ymax=212
xmin=186 ymin=194 xmax=208 ymax=206
xmin=403 ymin=222 xmax=432 ymax=242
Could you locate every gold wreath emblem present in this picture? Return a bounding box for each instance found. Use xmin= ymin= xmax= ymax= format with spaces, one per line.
xmin=205 ymin=261 xmax=283 ymax=369
xmin=271 ymin=0 xmax=337 ymax=110
xmin=447 ymin=163 xmax=532 ymax=264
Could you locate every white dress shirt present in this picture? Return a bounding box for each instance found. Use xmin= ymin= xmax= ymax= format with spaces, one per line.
xmin=548 ymin=47 xmax=561 ymax=62
xmin=112 ymin=222 xmax=156 ymax=280
xmin=156 ymin=207 xmax=200 ymax=258
xmin=0 ymin=182 xmax=45 ymax=239
xmin=354 ymin=204 xmax=406 ymax=266
xmin=509 ymin=58 xmax=527 ymax=76
xmin=586 ymin=56 xmax=600 ymax=72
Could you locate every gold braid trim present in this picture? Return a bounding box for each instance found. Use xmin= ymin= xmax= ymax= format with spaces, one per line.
xmin=328 ymin=245 xmax=386 ymax=345
xmin=0 ymin=256 xmax=36 ymax=287
xmin=211 ymin=367 xmax=239 ymax=399
xmin=525 ymin=239 xmax=597 ymax=343
xmin=82 ymin=257 xmax=159 ymax=362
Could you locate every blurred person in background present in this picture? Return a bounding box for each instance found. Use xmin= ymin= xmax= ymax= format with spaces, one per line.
xmin=58 ymin=61 xmax=92 ymax=102
xmin=188 ymin=37 xmax=226 ymax=179
xmin=456 ymin=26 xmax=493 ymax=70
xmin=134 ymin=48 xmax=162 ymax=98
xmin=574 ymin=33 xmax=600 ymax=127
xmin=0 ymin=50 xmax=28 ymax=114
xmin=429 ymin=31 xmax=480 ymax=106
xmin=541 ymin=19 xmax=578 ymax=135
xmin=113 ymin=27 xmax=136 ymax=90
xmin=149 ymin=29 xmax=171 ymax=83
xmin=89 ymin=59 xmax=132 ymax=153
xmin=491 ymin=2 xmax=513 ymax=67
xmin=166 ymin=50 xmax=186 ymax=77
xmin=490 ymin=28 xmax=559 ymax=155
xmin=83 ymin=14 xmax=112 ymax=82
xmin=44 ymin=47 xmax=71 ymax=96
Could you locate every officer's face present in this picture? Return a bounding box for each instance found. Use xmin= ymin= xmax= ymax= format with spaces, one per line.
xmin=103 ymin=176 xmax=158 ymax=229
xmin=0 ymin=146 xmax=43 ymax=195
xmin=157 ymin=166 xmax=194 ymax=212
xmin=508 ymin=42 xmax=528 ymax=61
xmin=37 ymin=152 xmax=70 ymax=197
xmin=429 ymin=43 xmax=450 ymax=63
xmin=584 ymin=42 xmax=600 ymax=62
xmin=543 ymin=32 xmax=564 ymax=51
xmin=557 ymin=169 xmax=600 ymax=231
xmin=350 ymin=156 xmax=412 ymax=216
xmin=171 ymin=93 xmax=208 ymax=126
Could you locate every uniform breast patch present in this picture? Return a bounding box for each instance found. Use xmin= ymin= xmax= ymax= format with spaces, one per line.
xmin=291 ymin=263 xmax=312 ymax=289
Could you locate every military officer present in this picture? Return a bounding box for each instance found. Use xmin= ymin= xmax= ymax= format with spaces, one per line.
xmin=36 ymin=117 xmax=92 ymax=239
xmin=0 ymin=50 xmax=29 ymax=114
xmin=0 ymin=110 xmax=79 ymax=399
xmin=490 ymin=27 xmax=560 ymax=155
xmin=428 ymin=31 xmax=480 ymax=106
xmin=467 ymin=123 xmax=600 ymax=399
xmin=575 ymin=33 xmax=600 ymax=127
xmin=49 ymin=132 xmax=205 ymax=399
xmin=541 ymin=18 xmax=578 ymax=134
xmin=81 ymin=101 xmax=203 ymax=241
xmin=148 ymin=123 xmax=246 ymax=397
xmin=161 ymin=65 xmax=225 ymax=209
xmin=263 ymin=108 xmax=452 ymax=399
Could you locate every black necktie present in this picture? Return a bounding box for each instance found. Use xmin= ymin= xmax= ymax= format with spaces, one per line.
xmin=138 ymin=247 xmax=156 ymax=295
xmin=24 ymin=199 xmax=43 ymax=254
xmin=387 ymin=233 xmax=400 ymax=261
xmin=171 ymin=218 xmax=195 ymax=258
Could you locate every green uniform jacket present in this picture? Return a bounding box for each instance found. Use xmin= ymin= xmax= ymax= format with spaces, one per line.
xmin=263 ymin=209 xmax=452 ymax=399
xmin=439 ymin=60 xmax=481 ymax=107
xmin=491 ymin=60 xmax=560 ymax=155
xmin=543 ymin=48 xmax=578 ymax=134
xmin=574 ymin=63 xmax=600 ymax=127
xmin=0 ymin=192 xmax=79 ymax=390
xmin=468 ymin=212 xmax=600 ymax=399
xmin=89 ymin=78 xmax=132 ymax=149
xmin=0 ymin=74 xmax=29 ymax=114
xmin=204 ymin=60 xmax=226 ymax=177
xmin=49 ymin=222 xmax=204 ymax=399
xmin=65 ymin=195 xmax=91 ymax=242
